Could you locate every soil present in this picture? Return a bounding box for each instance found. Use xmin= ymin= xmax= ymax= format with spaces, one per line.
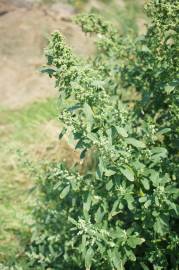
xmin=0 ymin=0 xmax=93 ymax=108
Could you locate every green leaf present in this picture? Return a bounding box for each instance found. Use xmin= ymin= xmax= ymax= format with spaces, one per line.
xmin=105 ymin=169 xmax=116 ymax=177
xmin=141 ymin=178 xmax=150 ymax=190
xmin=87 ymin=133 xmax=98 ymax=142
xmin=140 ymin=262 xmax=150 ymax=270
xmin=60 ymin=185 xmax=70 ymax=199
xmin=96 ymin=158 xmax=105 ymax=178
xmin=127 ymin=235 xmax=145 ymax=248
xmin=40 ymin=66 xmax=56 ymax=76
xmin=120 ymin=166 xmax=135 ymax=181
xmin=151 ymin=147 xmax=167 ymax=157
xmin=154 ymin=216 xmax=169 ymax=235
xmin=95 ymin=207 xmax=104 ymax=223
xmin=111 ymin=249 xmax=123 ymax=269
xmin=59 ymin=127 xmax=67 ymax=139
xmin=126 ymin=138 xmax=146 ymax=148
xmin=125 ymin=248 xmax=136 ymax=261
xmin=83 ymin=195 xmax=92 ymax=213
xmin=157 ymin=128 xmax=171 ymax=135
xmin=83 ymin=103 xmax=94 ymax=128
xmin=85 ymin=247 xmax=94 ymax=269
xmin=81 ymin=235 xmax=87 ymax=257
xmin=110 ymin=200 xmax=119 ymax=217
xmin=125 ymin=194 xmax=134 ymax=210
xmin=165 ymin=85 xmax=175 ymax=94
xmin=141 ymin=45 xmax=150 ymax=53
xmin=115 ymin=126 xmax=128 ymax=137
xmin=169 ymin=202 xmax=179 ymax=215
xmin=106 ymin=180 xmax=113 ymax=191
xmin=150 ymin=170 xmax=160 ymax=187
xmin=106 ymin=128 xmax=113 ymax=145
xmin=80 ymin=149 xmax=87 ymax=159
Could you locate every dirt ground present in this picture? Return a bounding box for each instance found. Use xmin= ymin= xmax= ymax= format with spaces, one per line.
xmin=0 ymin=0 xmax=93 ymax=109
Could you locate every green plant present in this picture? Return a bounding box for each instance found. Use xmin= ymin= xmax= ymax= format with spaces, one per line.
xmin=27 ymin=1 xmax=179 ymax=269
xmin=120 ymin=0 xmax=179 ymax=151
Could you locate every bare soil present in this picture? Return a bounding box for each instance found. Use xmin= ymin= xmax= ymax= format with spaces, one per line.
xmin=0 ymin=0 xmax=93 ymax=108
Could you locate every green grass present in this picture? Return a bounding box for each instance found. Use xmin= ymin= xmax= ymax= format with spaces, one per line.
xmin=95 ymin=0 xmax=146 ymax=35
xmin=0 ymin=98 xmax=58 ymax=266
xmin=0 ymin=98 xmax=58 ymax=143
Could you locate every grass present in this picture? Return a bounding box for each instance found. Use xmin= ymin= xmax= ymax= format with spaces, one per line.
xmin=0 ymin=98 xmax=58 ymax=143
xmin=100 ymin=0 xmax=146 ymax=35
xmin=0 ymin=98 xmax=58 ymax=266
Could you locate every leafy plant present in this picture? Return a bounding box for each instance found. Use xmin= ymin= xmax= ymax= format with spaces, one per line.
xmin=27 ymin=1 xmax=179 ymax=269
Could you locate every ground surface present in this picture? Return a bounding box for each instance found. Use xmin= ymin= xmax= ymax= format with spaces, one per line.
xmin=0 ymin=0 xmax=94 ymax=109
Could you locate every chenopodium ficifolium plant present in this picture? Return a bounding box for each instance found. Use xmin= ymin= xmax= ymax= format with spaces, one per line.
xmin=117 ymin=0 xmax=179 ymax=174
xmin=27 ymin=2 xmax=179 ymax=270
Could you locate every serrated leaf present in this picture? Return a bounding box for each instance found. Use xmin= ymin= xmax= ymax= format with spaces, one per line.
xmin=127 ymin=235 xmax=145 ymax=248
xmin=120 ymin=166 xmax=135 ymax=181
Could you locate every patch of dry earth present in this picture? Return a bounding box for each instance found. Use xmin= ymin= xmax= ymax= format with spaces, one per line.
xmin=0 ymin=1 xmax=93 ymax=108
